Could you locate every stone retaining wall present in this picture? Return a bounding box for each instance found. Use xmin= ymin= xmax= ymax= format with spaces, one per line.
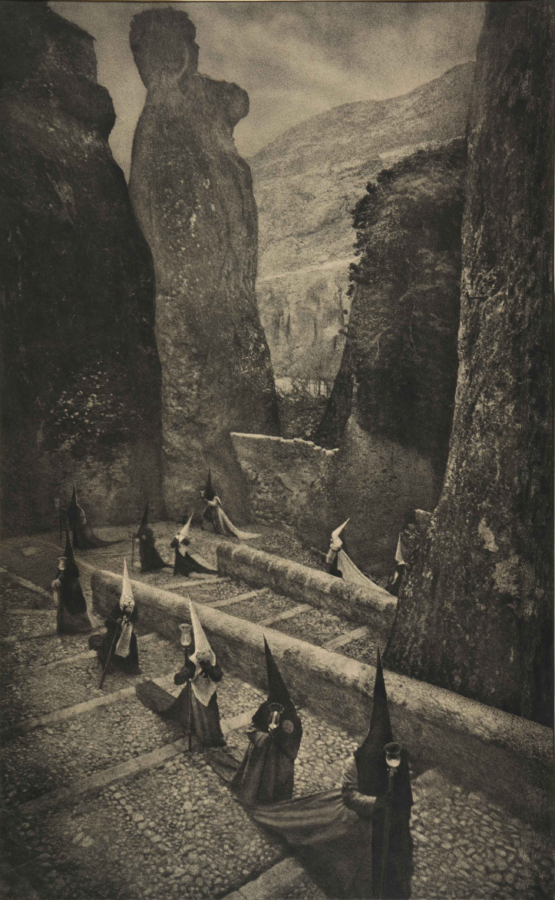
xmin=230 ymin=432 xmax=337 ymax=530
xmin=92 ymin=570 xmax=553 ymax=829
xmin=216 ymin=542 xmax=396 ymax=637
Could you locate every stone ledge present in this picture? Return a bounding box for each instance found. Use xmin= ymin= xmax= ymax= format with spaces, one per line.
xmin=231 ymin=432 xmax=338 ymax=457
xmin=216 ymin=542 xmax=396 ymax=636
xmin=91 ymin=570 xmax=553 ymax=829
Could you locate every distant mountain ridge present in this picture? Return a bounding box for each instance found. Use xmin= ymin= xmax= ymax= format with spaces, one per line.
xmin=250 ymin=62 xmax=475 ymax=389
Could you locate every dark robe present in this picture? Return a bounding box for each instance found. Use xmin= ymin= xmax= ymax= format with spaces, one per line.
xmin=201 ymin=497 xmax=260 ymax=540
xmin=231 ymin=700 xmax=302 ymax=805
xmin=387 ymin=565 xmax=406 ymax=598
xmin=66 ymin=506 xmax=123 ymax=551
xmin=136 ymin=658 xmax=225 ymax=748
xmin=370 ymin=756 xmax=413 ymax=900
xmin=53 ymin=567 xmax=92 ymax=635
xmin=171 ymin=538 xmax=217 ymax=577
xmin=327 ymin=548 xmax=343 ymax=579
xmin=138 ymin=527 xmax=171 ymax=573
xmin=207 ymin=756 xmax=373 ymax=900
xmin=88 ymin=600 xmax=139 ymax=674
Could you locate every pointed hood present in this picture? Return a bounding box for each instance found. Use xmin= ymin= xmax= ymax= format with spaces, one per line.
xmin=69 ymin=485 xmax=78 ymax=511
xmin=330 ymin=518 xmax=349 ymax=549
xmin=203 ymin=469 xmax=216 ymax=502
xmin=119 ymin=560 xmax=135 ymax=612
xmin=252 ymin=637 xmax=302 ymax=740
xmin=189 ymin=599 xmax=216 ymax=668
xmin=62 ymin=529 xmax=80 ymax=579
xmin=264 ymin=637 xmax=293 ymax=708
xmin=177 ymin=513 xmax=194 ymax=543
xmin=395 ymin=533 xmax=405 ymax=567
xmin=355 ymin=649 xmax=412 ymax=806
xmin=140 ymin=501 xmax=149 ymax=530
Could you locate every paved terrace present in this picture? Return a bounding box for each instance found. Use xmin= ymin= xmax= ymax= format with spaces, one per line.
xmin=0 ymin=524 xmax=553 ymax=900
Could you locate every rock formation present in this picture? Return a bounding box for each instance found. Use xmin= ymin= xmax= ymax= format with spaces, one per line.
xmin=385 ymin=1 xmax=554 ymax=727
xmin=252 ymin=64 xmax=474 ymax=395
xmin=0 ymin=2 xmax=162 ymax=536
xmin=129 ymin=8 xmax=279 ymax=521
xmin=316 ymin=140 xmax=466 ymax=572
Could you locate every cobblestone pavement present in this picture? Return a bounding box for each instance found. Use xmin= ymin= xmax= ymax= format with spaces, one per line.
xmin=1 ymin=538 xmax=553 ymax=900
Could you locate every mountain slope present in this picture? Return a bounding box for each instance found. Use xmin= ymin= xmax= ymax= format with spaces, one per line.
xmin=251 ymin=63 xmax=474 ymax=386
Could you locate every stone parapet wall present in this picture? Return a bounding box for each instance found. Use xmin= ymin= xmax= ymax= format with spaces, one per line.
xmin=216 ymin=541 xmax=395 ymax=636
xmin=230 ymin=432 xmax=337 ymax=529
xmin=92 ymin=570 xmax=553 ymax=829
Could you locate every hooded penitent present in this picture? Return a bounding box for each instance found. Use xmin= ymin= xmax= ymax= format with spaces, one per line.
xmin=388 ymin=534 xmax=406 ymax=597
xmin=231 ymin=637 xmax=302 ymax=805
xmin=189 ymin=599 xmax=218 ymax=705
xmin=66 ymin=486 xmax=123 ymax=550
xmin=136 ymin=501 xmax=171 ymax=572
xmin=355 ymin=649 xmax=413 ymax=900
xmin=53 ymin=529 xmax=92 ymax=634
xmin=201 ymin=471 xmax=261 ymax=541
xmin=136 ymin=603 xmax=225 ymax=747
xmin=116 ymin=560 xmax=135 ymax=658
xmin=171 ymin=513 xmax=218 ymax=576
xmin=88 ymin=558 xmax=140 ymax=673
xmin=326 ymin=518 xmax=380 ymax=590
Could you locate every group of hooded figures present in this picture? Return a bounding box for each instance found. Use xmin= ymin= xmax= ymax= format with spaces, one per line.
xmin=51 ymin=479 xmax=412 ymax=899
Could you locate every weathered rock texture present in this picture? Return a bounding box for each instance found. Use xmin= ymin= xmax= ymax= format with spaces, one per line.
xmin=316 ymin=139 xmax=466 ymax=571
xmin=385 ymin=2 xmax=554 ymax=727
xmin=231 ymin=432 xmax=337 ymax=537
xmin=0 ymin=2 xmax=162 ymax=536
xmin=252 ymin=64 xmax=474 ymax=393
xmin=129 ymin=9 xmax=279 ymax=521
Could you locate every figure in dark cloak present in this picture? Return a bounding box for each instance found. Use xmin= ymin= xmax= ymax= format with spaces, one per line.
xmin=136 ymin=600 xmax=226 ymax=748
xmin=171 ymin=514 xmax=218 ymax=577
xmin=233 ymin=649 xmax=413 ymax=900
xmin=230 ymin=638 xmax=302 ymax=804
xmin=326 ymin=519 xmax=381 ymax=590
xmin=387 ymin=534 xmax=406 ymax=598
xmin=135 ymin=501 xmax=171 ymax=573
xmin=52 ymin=530 xmax=92 ymax=635
xmin=88 ymin=560 xmax=140 ymax=675
xmin=65 ymin=486 xmax=123 ymax=551
xmin=200 ymin=470 xmax=261 ymax=541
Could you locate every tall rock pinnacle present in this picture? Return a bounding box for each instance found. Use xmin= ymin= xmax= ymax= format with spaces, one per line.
xmin=129 ymin=8 xmax=279 ymax=520
xmin=0 ymin=2 xmax=163 ymax=534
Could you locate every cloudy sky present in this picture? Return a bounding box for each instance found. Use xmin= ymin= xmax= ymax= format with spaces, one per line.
xmin=50 ymin=1 xmax=484 ymax=178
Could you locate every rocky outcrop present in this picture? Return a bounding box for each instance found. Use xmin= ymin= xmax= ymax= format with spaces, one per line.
xmin=315 ymin=139 xmax=466 ymax=571
xmin=0 ymin=2 xmax=162 ymax=536
xmin=129 ymin=8 xmax=279 ymax=521
xmin=385 ymin=2 xmax=554 ymax=727
xmin=252 ymin=64 xmax=474 ymax=393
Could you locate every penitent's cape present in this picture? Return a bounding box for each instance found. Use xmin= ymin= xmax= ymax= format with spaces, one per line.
xmin=54 ymin=530 xmax=92 ymax=634
xmin=135 ymin=501 xmax=171 ymax=572
xmin=66 ymin=486 xmax=123 ymax=551
xmin=210 ymin=650 xmax=413 ymax=900
xmin=201 ymin=469 xmax=261 ymax=541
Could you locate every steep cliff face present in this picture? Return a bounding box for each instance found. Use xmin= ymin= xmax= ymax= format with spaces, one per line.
xmin=252 ymin=64 xmax=474 ymax=393
xmin=385 ymin=1 xmax=554 ymax=727
xmin=129 ymin=8 xmax=279 ymax=521
xmin=0 ymin=2 xmax=162 ymax=535
xmin=316 ymin=140 xmax=466 ymax=572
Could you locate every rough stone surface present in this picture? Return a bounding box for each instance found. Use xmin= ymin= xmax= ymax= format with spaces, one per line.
xmin=0 ymin=2 xmax=163 ymax=537
xmin=216 ymin=542 xmax=396 ymax=635
xmin=1 ymin=557 xmax=552 ymax=900
xmin=314 ymin=139 xmax=466 ymax=571
xmin=128 ymin=8 xmax=279 ymax=522
xmin=252 ymin=63 xmax=474 ymax=392
xmin=231 ymin=432 xmax=338 ymax=540
xmin=385 ymin=1 xmax=554 ymax=729
xmin=92 ymin=570 xmax=553 ymax=829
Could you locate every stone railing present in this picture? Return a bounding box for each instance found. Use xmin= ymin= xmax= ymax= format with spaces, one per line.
xmin=92 ymin=569 xmax=553 ymax=830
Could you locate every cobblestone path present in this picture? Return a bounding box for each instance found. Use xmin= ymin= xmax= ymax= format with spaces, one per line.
xmin=0 ymin=530 xmax=552 ymax=900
